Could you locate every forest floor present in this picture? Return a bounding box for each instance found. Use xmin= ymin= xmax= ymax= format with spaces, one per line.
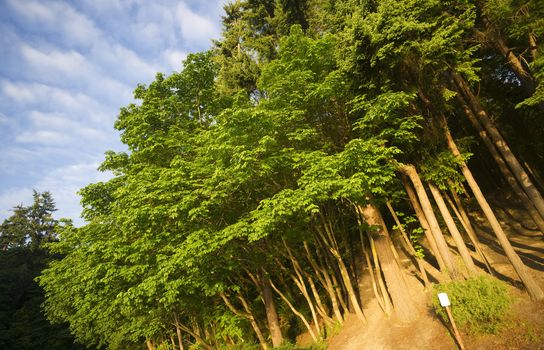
xmin=323 ymin=196 xmax=544 ymax=350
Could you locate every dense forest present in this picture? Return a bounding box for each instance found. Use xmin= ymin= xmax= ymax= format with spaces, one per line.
xmin=4 ymin=0 xmax=543 ymax=349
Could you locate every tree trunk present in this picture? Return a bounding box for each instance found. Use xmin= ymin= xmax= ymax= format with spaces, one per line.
xmin=283 ymin=241 xmax=320 ymax=323
xmin=452 ymin=72 xmax=544 ymax=221
xmin=269 ymin=279 xmax=318 ymax=342
xmin=304 ymin=242 xmax=344 ymax=323
xmin=260 ymin=272 xmax=284 ymax=347
xmin=359 ymin=203 xmax=418 ymax=322
xmin=482 ymin=17 xmax=536 ymax=95
xmin=386 ymin=201 xmax=430 ymax=289
xmin=317 ymin=215 xmax=367 ymax=322
xmin=445 ymin=188 xmax=493 ymax=274
xmin=360 ymin=227 xmax=389 ymax=313
xmin=444 ymin=125 xmax=544 ymax=300
xmin=400 ymin=164 xmax=458 ymax=278
xmin=369 ymin=234 xmax=393 ymax=316
xmin=220 ymin=293 xmax=268 ymax=350
xmin=402 ymin=176 xmax=447 ymax=272
xmin=428 ymin=183 xmax=477 ymax=274
xmin=528 ymin=33 xmax=537 ymax=60
xmin=454 ymin=97 xmax=544 ymax=233
xmin=176 ymin=324 xmax=185 ymax=350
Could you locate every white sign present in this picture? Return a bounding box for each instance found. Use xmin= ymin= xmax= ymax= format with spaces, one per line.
xmin=438 ymin=293 xmax=450 ymax=307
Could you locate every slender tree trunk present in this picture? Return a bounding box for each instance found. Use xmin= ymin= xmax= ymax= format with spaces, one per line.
xmin=317 ymin=215 xmax=366 ymax=322
xmin=170 ymin=335 xmax=177 ymax=350
xmin=445 ymin=188 xmax=493 ymax=274
xmin=260 ymin=271 xmax=284 ymax=347
xmin=494 ymin=35 xmax=535 ymax=93
xmin=360 ymin=227 xmax=389 ymax=313
xmin=444 ymin=125 xmax=544 ymax=300
xmin=175 ymin=320 xmax=212 ymax=350
xmin=402 ymin=176 xmax=447 ymax=272
xmin=525 ymin=161 xmax=544 ymax=194
xmin=315 ymin=236 xmax=349 ymax=316
xmin=428 ymin=183 xmax=477 ymax=274
xmin=304 ymin=242 xmax=344 ymax=323
xmin=369 ymin=234 xmax=393 ymax=316
xmin=454 ymin=98 xmax=544 ymax=233
xmin=452 ymin=72 xmax=544 ymax=221
xmin=386 ymin=201 xmax=430 ymax=289
xmin=359 ymin=203 xmax=418 ymax=322
xmin=146 ymin=340 xmax=156 ymax=350
xmin=220 ymin=293 xmax=269 ymax=350
xmin=176 ymin=324 xmax=185 ymax=350
xmin=306 ymin=274 xmax=335 ymax=325
xmin=482 ymin=17 xmax=536 ymax=95
xmin=529 ymin=33 xmax=537 ymax=60
xmin=400 ymin=164 xmax=458 ymax=278
xmin=269 ymin=279 xmax=318 ymax=342
xmin=283 ymin=242 xmax=321 ymax=335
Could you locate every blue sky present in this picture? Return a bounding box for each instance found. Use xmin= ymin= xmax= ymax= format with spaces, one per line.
xmin=0 ymin=0 xmax=227 ymax=225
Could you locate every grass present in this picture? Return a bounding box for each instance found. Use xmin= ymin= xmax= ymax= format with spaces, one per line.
xmin=431 ymin=275 xmax=513 ymax=334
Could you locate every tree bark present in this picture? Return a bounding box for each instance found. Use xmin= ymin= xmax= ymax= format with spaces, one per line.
xmin=304 ymin=241 xmax=344 ymax=323
xmin=360 ymin=227 xmax=389 ymax=313
xmin=283 ymin=241 xmax=321 ymax=334
xmin=452 ymin=72 xmax=544 ymax=221
xmin=317 ymin=215 xmax=366 ymax=322
xmin=269 ymin=279 xmax=318 ymax=342
xmin=454 ymin=96 xmax=544 ymax=233
xmin=402 ymin=176 xmax=447 ymax=272
xmin=445 ymin=187 xmax=493 ymax=274
xmin=260 ymin=271 xmax=284 ymax=347
xmin=176 ymin=323 xmax=185 ymax=350
xmin=428 ymin=182 xmax=477 ymax=274
xmin=444 ymin=125 xmax=544 ymax=300
xmin=386 ymin=201 xmax=430 ymax=289
xmin=359 ymin=203 xmax=418 ymax=322
xmin=220 ymin=293 xmax=268 ymax=350
xmin=444 ymin=189 xmax=493 ymax=274
xmin=400 ymin=164 xmax=458 ymax=278
xmin=528 ymin=33 xmax=537 ymax=60
xmin=369 ymin=233 xmax=393 ymax=316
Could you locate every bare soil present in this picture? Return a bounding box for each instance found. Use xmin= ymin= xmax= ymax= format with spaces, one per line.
xmin=324 ymin=198 xmax=544 ymax=350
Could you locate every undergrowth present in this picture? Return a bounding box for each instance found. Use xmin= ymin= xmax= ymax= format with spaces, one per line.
xmin=432 ymin=275 xmax=512 ymax=334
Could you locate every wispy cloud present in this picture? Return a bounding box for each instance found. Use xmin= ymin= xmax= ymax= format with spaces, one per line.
xmin=0 ymin=0 xmax=227 ymax=225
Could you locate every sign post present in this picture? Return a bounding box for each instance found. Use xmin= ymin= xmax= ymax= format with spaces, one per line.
xmin=438 ymin=293 xmax=465 ymax=350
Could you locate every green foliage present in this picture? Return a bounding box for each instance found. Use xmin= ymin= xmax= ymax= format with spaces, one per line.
xmin=420 ymin=150 xmax=469 ymax=191
xmin=432 ymin=276 xmax=513 ymax=334
xmin=0 ymin=193 xmax=86 ymax=350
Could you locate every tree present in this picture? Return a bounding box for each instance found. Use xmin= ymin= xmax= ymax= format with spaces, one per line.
xmin=0 ymin=191 xmax=86 ymax=349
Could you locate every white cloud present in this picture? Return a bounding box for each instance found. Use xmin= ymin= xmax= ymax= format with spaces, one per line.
xmin=1 ymin=80 xmax=113 ymax=118
xmin=20 ymin=111 xmax=108 ymax=146
xmin=20 ymin=45 xmax=90 ymax=78
xmin=1 ymin=81 xmax=36 ymax=103
xmin=0 ymin=0 xmax=227 ymax=226
xmin=16 ymin=130 xmax=71 ymax=146
xmin=6 ymin=0 xmax=101 ymax=46
xmin=176 ymin=2 xmax=219 ymax=47
xmin=89 ymin=41 xmax=158 ymax=82
xmin=0 ymin=188 xmax=33 ymax=219
xmin=161 ymin=49 xmax=188 ymax=71
xmin=36 ymin=161 xmax=114 ymax=225
xmin=0 ymin=162 xmax=112 ymax=225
